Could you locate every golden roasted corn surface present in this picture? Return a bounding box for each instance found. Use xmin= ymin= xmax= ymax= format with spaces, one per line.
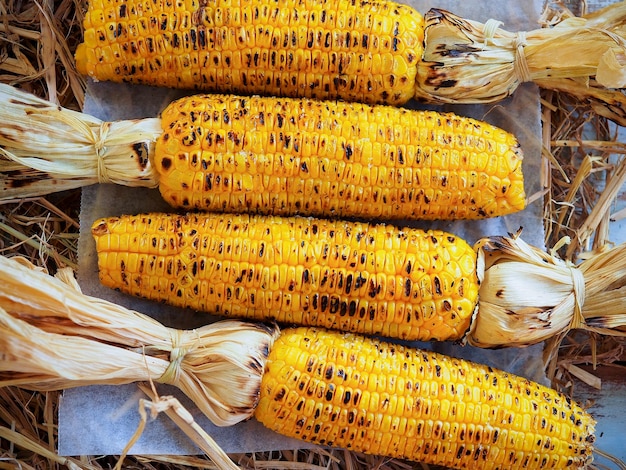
xmin=256 ymin=327 xmax=596 ymax=469
xmin=156 ymin=94 xmax=526 ymax=220
xmin=92 ymin=212 xmax=479 ymax=341
xmin=76 ymin=0 xmax=424 ymax=105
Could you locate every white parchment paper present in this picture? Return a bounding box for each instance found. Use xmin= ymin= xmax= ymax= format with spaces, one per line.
xmin=59 ymin=0 xmax=547 ymax=457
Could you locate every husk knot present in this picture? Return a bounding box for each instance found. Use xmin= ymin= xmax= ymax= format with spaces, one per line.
xmin=567 ymin=262 xmax=587 ymax=331
xmin=156 ymin=329 xmax=191 ymax=387
xmin=94 ymin=121 xmax=112 ymax=184
xmin=513 ymin=30 xmax=532 ymax=83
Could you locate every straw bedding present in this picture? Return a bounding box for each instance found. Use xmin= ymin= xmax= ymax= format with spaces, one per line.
xmin=0 ymin=0 xmax=624 ymax=468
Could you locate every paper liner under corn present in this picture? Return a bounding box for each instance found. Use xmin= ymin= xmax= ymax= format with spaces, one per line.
xmin=417 ymin=3 xmax=626 ymax=126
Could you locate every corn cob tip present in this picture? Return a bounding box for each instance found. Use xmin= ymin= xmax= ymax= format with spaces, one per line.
xmin=75 ymin=43 xmax=89 ymax=76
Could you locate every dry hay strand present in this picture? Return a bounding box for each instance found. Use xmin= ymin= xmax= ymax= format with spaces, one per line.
xmin=0 ymin=193 xmax=79 ymax=271
xmin=0 ymin=0 xmax=85 ymax=109
xmin=542 ymin=87 xmax=626 ymax=258
xmin=555 ymin=331 xmax=625 ymax=390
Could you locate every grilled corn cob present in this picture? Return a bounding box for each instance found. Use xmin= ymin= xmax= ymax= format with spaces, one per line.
xmin=0 ymin=85 xmax=526 ymax=220
xmin=75 ymin=0 xmax=424 ymax=105
xmin=75 ymin=0 xmax=626 ymax=119
xmin=0 ymin=251 xmax=596 ymax=468
xmin=156 ymin=93 xmax=526 ymax=220
xmin=92 ymin=212 xmax=479 ymax=342
xmin=256 ymin=327 xmax=595 ymax=469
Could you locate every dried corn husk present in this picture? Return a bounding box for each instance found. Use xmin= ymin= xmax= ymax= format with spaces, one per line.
xmin=0 ymin=255 xmax=279 ymax=427
xmin=416 ymin=3 xmax=626 ymax=124
xmin=468 ymin=232 xmax=626 ymax=349
xmin=0 ymin=83 xmax=161 ymax=199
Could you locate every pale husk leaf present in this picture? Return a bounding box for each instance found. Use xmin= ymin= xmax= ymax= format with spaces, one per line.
xmin=0 ymin=83 xmax=162 ymax=200
xmin=0 ymin=255 xmax=279 ymax=427
xmin=468 ymin=234 xmax=626 ymax=348
xmin=416 ymin=3 xmax=626 ymax=108
xmin=0 ymin=307 xmax=166 ymax=388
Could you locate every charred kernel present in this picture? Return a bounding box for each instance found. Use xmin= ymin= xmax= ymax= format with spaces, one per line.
xmin=404 ymin=278 xmax=411 ymax=296
xmin=274 ymin=387 xmax=286 ymax=401
xmin=160 ymin=157 xmax=172 ymax=171
xmin=433 ymin=276 xmax=442 ymax=295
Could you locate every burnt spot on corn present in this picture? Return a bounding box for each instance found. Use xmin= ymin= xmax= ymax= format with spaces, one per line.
xmin=91 ymin=219 xmax=112 ymax=236
xmin=433 ymin=276 xmax=442 ymax=295
xmin=160 ymin=156 xmax=172 ymax=171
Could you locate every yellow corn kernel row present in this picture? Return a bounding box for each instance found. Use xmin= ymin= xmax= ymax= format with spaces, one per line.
xmin=256 ymin=327 xmax=596 ymax=469
xmin=92 ymin=212 xmax=479 ymax=342
xmin=156 ymin=94 xmax=526 ymax=220
xmin=76 ymin=0 xmax=423 ymax=105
